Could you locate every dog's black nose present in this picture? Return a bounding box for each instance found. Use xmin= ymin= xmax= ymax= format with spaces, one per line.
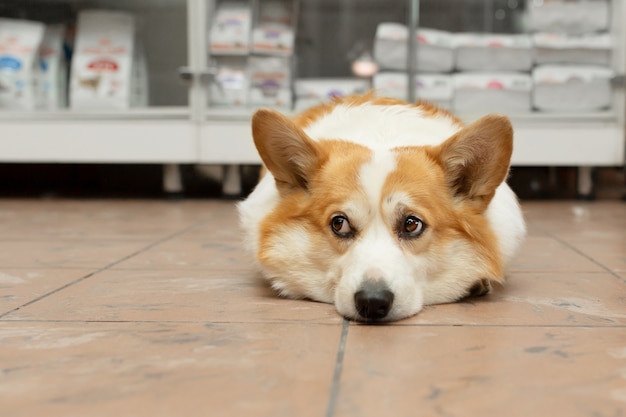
xmin=354 ymin=281 xmax=394 ymax=320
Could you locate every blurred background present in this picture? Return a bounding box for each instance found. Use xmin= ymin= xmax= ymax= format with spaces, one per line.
xmin=0 ymin=0 xmax=624 ymax=200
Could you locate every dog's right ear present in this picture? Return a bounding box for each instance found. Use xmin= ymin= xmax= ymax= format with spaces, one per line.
xmin=252 ymin=109 xmax=325 ymax=192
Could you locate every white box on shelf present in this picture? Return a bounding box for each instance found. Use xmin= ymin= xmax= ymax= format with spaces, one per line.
xmin=249 ymin=56 xmax=291 ymax=108
xmin=453 ymin=72 xmax=532 ymax=113
xmin=70 ymin=10 xmax=136 ymax=110
xmin=209 ymin=57 xmax=249 ymax=107
xmin=373 ymin=72 xmax=453 ymax=108
xmin=455 ymin=33 xmax=533 ymax=72
xmin=533 ymin=32 xmax=611 ymax=66
xmin=37 ymin=24 xmax=67 ymax=110
xmin=209 ymin=2 xmax=252 ymax=55
xmin=532 ymin=65 xmax=614 ymax=112
xmin=252 ymin=23 xmax=294 ymax=56
xmin=294 ymin=78 xmax=369 ymax=111
xmin=0 ymin=18 xmax=45 ymax=111
xmin=373 ymin=23 xmax=455 ymax=72
xmin=527 ymin=0 xmax=609 ymax=34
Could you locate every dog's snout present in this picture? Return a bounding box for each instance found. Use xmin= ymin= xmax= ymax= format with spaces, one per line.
xmin=354 ymin=280 xmax=394 ymax=320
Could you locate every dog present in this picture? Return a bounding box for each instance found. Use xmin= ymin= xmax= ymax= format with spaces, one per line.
xmin=238 ymin=93 xmax=526 ymax=322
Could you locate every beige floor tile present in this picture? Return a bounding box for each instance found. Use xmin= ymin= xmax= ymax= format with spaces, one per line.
xmin=112 ymin=237 xmax=247 ymax=270
xmin=3 ymin=269 xmax=341 ymax=324
xmin=509 ymin=235 xmax=605 ymax=272
xmin=335 ymin=326 xmax=626 ymax=417
xmin=401 ymin=271 xmax=626 ymax=326
xmin=0 ymin=240 xmax=154 ymax=269
xmin=0 ymin=200 xmax=214 ymax=240
xmin=0 ymin=268 xmax=92 ymax=315
xmin=0 ymin=321 xmax=341 ymax=417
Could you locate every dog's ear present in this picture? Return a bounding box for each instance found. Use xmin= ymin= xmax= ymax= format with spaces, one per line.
xmin=252 ymin=109 xmax=325 ymax=191
xmin=431 ymin=114 xmax=513 ymax=210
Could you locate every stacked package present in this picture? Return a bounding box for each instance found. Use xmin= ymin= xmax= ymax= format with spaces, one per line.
xmin=208 ymin=0 xmax=294 ymax=109
xmin=70 ymin=10 xmax=148 ymax=110
xmin=373 ymin=72 xmax=453 ymax=109
xmin=0 ymin=18 xmax=45 ymax=110
xmin=294 ymin=78 xmax=369 ymax=112
xmin=37 ymin=24 xmax=68 ymax=109
xmin=529 ymin=0 xmax=612 ymax=112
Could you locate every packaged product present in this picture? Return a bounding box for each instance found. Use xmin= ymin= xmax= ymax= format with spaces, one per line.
xmin=209 ymin=56 xmax=249 ymax=107
xmin=373 ymin=72 xmax=453 ymax=108
xmin=0 ymin=18 xmax=45 ymax=110
xmin=70 ymin=10 xmax=136 ymax=110
xmin=532 ymin=65 xmax=614 ymax=112
xmin=455 ymin=33 xmax=532 ymax=72
xmin=209 ymin=2 xmax=252 ymax=55
xmin=533 ymin=32 xmax=611 ymax=66
xmin=453 ymin=72 xmax=532 ymax=113
xmin=527 ymin=0 xmax=609 ymax=34
xmin=373 ymin=23 xmax=455 ymax=72
xmin=293 ymin=78 xmax=369 ymax=111
xmin=37 ymin=24 xmax=67 ymax=109
xmin=248 ymin=56 xmax=291 ymax=108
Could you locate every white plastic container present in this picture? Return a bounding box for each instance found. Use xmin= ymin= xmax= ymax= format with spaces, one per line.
xmin=532 ymin=65 xmax=614 ymax=112
xmin=455 ymin=33 xmax=533 ymax=72
xmin=373 ymin=23 xmax=455 ymax=72
xmin=249 ymin=56 xmax=291 ymax=108
xmin=294 ymin=78 xmax=369 ymax=111
xmin=453 ymin=72 xmax=532 ymax=113
xmin=533 ymin=32 xmax=611 ymax=66
xmin=373 ymin=72 xmax=453 ymax=108
xmin=70 ymin=10 xmax=136 ymax=110
xmin=209 ymin=2 xmax=252 ymax=55
xmin=527 ymin=0 xmax=609 ymax=34
xmin=0 ymin=18 xmax=45 ymax=110
xmin=209 ymin=57 xmax=249 ymax=107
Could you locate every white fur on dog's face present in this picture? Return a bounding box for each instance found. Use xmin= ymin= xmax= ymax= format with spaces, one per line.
xmin=238 ymin=95 xmax=526 ymax=322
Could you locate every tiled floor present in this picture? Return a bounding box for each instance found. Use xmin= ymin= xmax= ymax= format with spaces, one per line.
xmin=1 ymin=199 xmax=625 ymax=417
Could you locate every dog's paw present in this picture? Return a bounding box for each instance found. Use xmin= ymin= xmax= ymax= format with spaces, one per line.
xmin=465 ymin=278 xmax=492 ymax=299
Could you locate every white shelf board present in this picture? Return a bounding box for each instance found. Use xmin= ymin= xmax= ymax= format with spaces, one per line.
xmin=0 ymin=120 xmax=196 ymax=163
xmin=0 ymin=107 xmax=190 ymax=122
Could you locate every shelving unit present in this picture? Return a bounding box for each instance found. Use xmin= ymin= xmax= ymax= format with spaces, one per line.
xmin=0 ymin=0 xmax=624 ymax=197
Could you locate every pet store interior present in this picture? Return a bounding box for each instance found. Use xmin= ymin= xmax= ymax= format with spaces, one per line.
xmin=1 ymin=0 xmax=625 ymax=416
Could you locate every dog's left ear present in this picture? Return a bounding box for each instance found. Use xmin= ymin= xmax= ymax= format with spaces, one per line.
xmin=431 ymin=114 xmax=513 ymax=210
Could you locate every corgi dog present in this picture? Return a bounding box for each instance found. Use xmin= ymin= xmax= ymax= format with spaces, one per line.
xmin=238 ymin=94 xmax=526 ymax=322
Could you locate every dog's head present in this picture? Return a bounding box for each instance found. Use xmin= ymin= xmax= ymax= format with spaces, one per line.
xmin=248 ymin=106 xmax=513 ymax=322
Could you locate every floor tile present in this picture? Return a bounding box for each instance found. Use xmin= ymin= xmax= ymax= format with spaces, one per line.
xmin=0 ymin=268 xmax=92 ymax=315
xmin=0 ymin=200 xmax=213 ymax=240
xmin=335 ymin=326 xmax=626 ymax=417
xmin=0 ymin=240 xmax=154 ymax=269
xmin=3 ymin=269 xmax=341 ymax=324
xmin=0 ymin=321 xmax=341 ymax=417
xmin=400 ymin=271 xmax=626 ymax=326
xmin=509 ymin=236 xmax=605 ymax=272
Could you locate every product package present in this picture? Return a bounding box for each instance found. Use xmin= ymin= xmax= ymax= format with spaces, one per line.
xmin=36 ymin=24 xmax=67 ymax=109
xmin=209 ymin=2 xmax=252 ymax=55
xmin=209 ymin=57 xmax=249 ymax=107
xmin=373 ymin=72 xmax=453 ymax=108
xmin=527 ymin=0 xmax=609 ymax=34
xmin=455 ymin=33 xmax=533 ymax=72
xmin=532 ymin=65 xmax=614 ymax=112
xmin=252 ymin=0 xmax=294 ymax=56
xmin=453 ymin=72 xmax=532 ymax=113
xmin=373 ymin=23 xmax=455 ymax=72
xmin=533 ymin=32 xmax=611 ymax=66
xmin=294 ymin=78 xmax=369 ymax=111
xmin=248 ymin=56 xmax=291 ymax=108
xmin=70 ymin=10 xmax=136 ymax=110
xmin=0 ymin=18 xmax=45 ymax=110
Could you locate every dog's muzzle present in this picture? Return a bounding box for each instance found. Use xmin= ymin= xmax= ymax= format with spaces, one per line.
xmin=354 ymin=280 xmax=394 ymax=320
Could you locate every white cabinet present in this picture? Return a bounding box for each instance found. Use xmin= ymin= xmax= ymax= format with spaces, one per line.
xmin=0 ymin=0 xmax=624 ymax=196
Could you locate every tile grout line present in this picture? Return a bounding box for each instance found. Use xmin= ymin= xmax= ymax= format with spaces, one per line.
xmin=325 ymin=319 xmax=350 ymax=417
xmin=0 ymin=219 xmax=210 ymax=319
xmin=542 ymin=228 xmax=626 ymax=285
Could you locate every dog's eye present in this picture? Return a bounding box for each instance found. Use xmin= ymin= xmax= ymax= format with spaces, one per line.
xmin=330 ymin=215 xmax=353 ymax=237
xmin=402 ymin=215 xmax=426 ymax=238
